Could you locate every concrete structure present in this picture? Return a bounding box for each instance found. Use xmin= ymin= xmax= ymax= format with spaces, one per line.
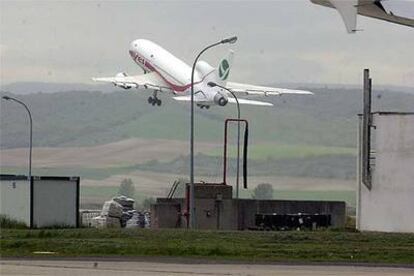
xmin=151 ymin=183 xmax=346 ymax=230
xmin=357 ymin=112 xmax=414 ymax=233
xmin=0 ymin=175 xmax=80 ymax=228
xmin=3 ymin=260 xmax=414 ymax=276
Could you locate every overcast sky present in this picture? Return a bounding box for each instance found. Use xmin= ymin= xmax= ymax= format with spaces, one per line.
xmin=1 ymin=0 xmax=413 ymax=87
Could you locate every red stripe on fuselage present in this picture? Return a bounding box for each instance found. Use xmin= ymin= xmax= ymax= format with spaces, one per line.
xmin=129 ymin=50 xmax=212 ymax=93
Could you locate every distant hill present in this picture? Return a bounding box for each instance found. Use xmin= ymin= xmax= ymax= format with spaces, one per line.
xmin=0 ymin=82 xmax=116 ymax=95
xmin=1 ymin=86 xmax=413 ymax=149
xmin=2 ymin=81 xmax=413 ymax=95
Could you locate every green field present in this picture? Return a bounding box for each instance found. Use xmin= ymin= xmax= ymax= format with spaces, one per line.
xmin=207 ymin=144 xmax=356 ymax=160
xmin=1 ymin=228 xmax=414 ymax=264
xmin=81 ymin=186 xmax=120 ymax=199
xmin=273 ymin=190 xmax=356 ymax=207
xmin=3 ymin=87 xmax=413 ymax=149
xmin=0 ymin=166 xmax=135 ymax=181
xmin=81 ymin=186 xmax=149 ymax=205
xmin=238 ymin=189 xmax=356 ymax=207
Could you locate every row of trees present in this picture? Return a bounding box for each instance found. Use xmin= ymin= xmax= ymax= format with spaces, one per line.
xmin=118 ymin=178 xmax=274 ymax=209
xmin=252 ymin=183 xmax=274 ymax=200
xmin=118 ymin=178 xmax=154 ymax=209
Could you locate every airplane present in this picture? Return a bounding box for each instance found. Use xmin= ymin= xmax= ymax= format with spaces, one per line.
xmin=92 ymin=39 xmax=313 ymax=109
xmin=311 ymin=0 xmax=414 ymax=33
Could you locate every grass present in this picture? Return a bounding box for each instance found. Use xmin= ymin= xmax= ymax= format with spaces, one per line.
xmin=1 ymin=228 xmax=414 ymax=264
xmin=0 ymin=215 xmax=27 ymax=229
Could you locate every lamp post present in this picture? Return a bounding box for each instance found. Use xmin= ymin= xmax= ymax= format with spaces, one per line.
xmin=2 ymin=96 xmax=33 ymax=183
xmin=190 ymin=36 xmax=237 ymax=229
xmin=207 ymin=82 xmax=241 ymax=198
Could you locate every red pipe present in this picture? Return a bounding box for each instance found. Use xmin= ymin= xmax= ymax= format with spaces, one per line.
xmin=223 ymin=119 xmax=248 ymax=186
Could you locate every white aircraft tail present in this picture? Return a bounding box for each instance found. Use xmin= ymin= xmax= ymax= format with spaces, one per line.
xmin=215 ymin=50 xmax=234 ymax=86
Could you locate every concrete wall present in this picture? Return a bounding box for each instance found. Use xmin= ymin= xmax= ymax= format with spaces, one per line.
xmin=194 ymin=199 xmax=238 ymax=230
xmin=32 ymin=177 xmax=79 ymax=228
xmin=151 ymin=201 xmax=182 ymax=229
xmin=237 ymin=199 xmax=346 ymax=230
xmin=0 ymin=176 xmax=30 ymax=226
xmin=358 ymin=113 xmax=414 ymax=232
xmin=152 ymin=197 xmax=346 ymax=230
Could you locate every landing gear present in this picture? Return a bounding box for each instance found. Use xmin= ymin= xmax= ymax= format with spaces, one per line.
xmin=148 ymin=96 xmax=162 ymax=106
xmin=197 ymin=104 xmax=210 ymax=109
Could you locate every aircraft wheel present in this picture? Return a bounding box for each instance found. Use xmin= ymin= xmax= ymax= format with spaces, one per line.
xmin=148 ymin=96 xmax=153 ymax=104
xmin=157 ymin=99 xmax=162 ymax=106
xmin=205 ymin=105 xmax=210 ymax=109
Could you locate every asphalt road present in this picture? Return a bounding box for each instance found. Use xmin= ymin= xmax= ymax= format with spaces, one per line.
xmin=1 ymin=260 xmax=414 ymax=276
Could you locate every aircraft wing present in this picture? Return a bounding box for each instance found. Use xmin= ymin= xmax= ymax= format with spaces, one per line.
xmin=92 ymin=72 xmax=172 ymax=92
xmin=173 ymin=95 xmax=273 ymax=106
xmin=225 ymin=82 xmax=313 ymax=96
xmin=172 ymin=95 xmax=206 ymax=102
xmin=228 ymin=98 xmax=273 ymax=106
xmin=311 ymin=0 xmax=414 ymax=33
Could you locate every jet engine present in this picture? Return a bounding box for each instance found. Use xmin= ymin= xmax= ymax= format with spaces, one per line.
xmin=116 ymin=72 xmax=128 ymax=78
xmin=114 ymin=72 xmax=137 ymax=89
xmin=115 ymin=83 xmax=136 ymax=89
xmin=213 ymin=92 xmax=228 ymax=106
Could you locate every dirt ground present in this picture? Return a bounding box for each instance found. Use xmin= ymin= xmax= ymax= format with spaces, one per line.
xmin=0 ymin=138 xmax=218 ymax=168
xmin=1 ymin=138 xmax=355 ymax=207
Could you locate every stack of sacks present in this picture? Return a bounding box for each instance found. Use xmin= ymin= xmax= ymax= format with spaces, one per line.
xmin=144 ymin=211 xmax=151 ymax=228
xmin=92 ymin=200 xmax=122 ymax=228
xmin=126 ymin=211 xmax=146 ymax=228
xmin=101 ymin=200 xmax=123 ymax=218
xmin=113 ymin=196 xmax=134 ymax=211
xmin=113 ymin=195 xmax=136 ymax=227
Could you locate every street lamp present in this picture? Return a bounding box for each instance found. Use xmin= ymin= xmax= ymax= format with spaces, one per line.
xmin=2 ymin=96 xmax=33 ymax=183
xmin=190 ymin=36 xmax=237 ymax=229
xmin=207 ymin=82 xmax=241 ymax=198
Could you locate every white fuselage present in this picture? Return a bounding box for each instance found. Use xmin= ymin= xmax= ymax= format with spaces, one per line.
xmin=128 ymin=39 xmax=216 ymax=98
xmin=94 ymin=39 xmax=312 ymax=108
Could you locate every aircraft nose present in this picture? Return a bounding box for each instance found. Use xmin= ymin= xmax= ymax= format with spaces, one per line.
xmin=129 ymin=40 xmax=138 ymax=51
xmin=129 ymin=40 xmax=139 ymax=56
xmin=130 ymin=40 xmax=138 ymax=50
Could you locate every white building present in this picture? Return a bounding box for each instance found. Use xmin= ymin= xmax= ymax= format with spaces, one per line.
xmin=0 ymin=175 xmax=80 ymax=228
xmin=357 ymin=112 xmax=414 ymax=233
